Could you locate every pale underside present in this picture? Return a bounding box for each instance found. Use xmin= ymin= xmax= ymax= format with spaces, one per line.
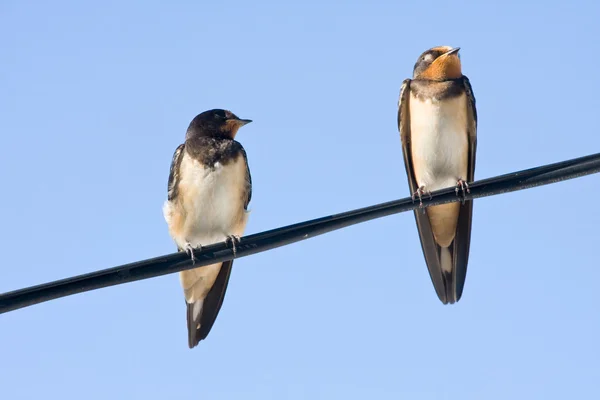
xmin=162 ymin=151 xmax=249 ymax=306
xmin=409 ymin=91 xmax=469 ymax=250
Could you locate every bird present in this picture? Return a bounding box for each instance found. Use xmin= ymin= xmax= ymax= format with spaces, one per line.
xmin=163 ymin=108 xmax=253 ymax=348
xmin=397 ymin=46 xmax=477 ymax=304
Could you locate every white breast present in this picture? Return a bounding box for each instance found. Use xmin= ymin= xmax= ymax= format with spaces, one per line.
xmin=409 ymin=92 xmax=469 ymax=192
xmin=162 ymin=151 xmax=250 ymax=250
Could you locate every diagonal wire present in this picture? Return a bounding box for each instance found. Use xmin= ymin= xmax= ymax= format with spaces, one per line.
xmin=1 ymin=151 xmax=599 ymax=315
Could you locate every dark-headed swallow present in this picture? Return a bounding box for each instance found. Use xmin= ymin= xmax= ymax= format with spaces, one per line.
xmin=397 ymin=46 xmax=477 ymax=304
xmin=163 ymin=109 xmax=253 ymax=348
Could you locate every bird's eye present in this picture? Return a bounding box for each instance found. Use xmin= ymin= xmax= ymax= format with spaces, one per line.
xmin=423 ymin=54 xmax=434 ymax=63
xmin=214 ymin=113 xmax=224 ymax=119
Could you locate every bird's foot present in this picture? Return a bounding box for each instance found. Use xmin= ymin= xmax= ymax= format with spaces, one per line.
xmin=455 ymin=178 xmax=470 ymax=205
xmin=225 ymin=235 xmax=242 ymax=257
xmin=184 ymin=242 xmax=202 ymax=265
xmin=411 ymin=185 xmax=431 ymax=211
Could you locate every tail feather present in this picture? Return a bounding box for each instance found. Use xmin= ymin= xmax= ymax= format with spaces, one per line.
xmin=411 ymin=200 xmax=472 ymax=305
xmin=185 ymin=259 xmax=234 ymax=349
xmin=440 ymin=246 xmax=457 ymax=304
xmin=440 ymin=246 xmax=452 ymax=274
xmin=186 ymin=299 xmax=204 ymax=348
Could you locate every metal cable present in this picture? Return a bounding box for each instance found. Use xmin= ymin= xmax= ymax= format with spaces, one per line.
xmin=1 ymin=151 xmax=599 ymax=314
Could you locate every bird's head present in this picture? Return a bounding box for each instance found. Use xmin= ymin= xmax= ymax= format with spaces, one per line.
xmin=186 ymin=109 xmax=252 ymax=140
xmin=412 ymin=46 xmax=463 ymax=81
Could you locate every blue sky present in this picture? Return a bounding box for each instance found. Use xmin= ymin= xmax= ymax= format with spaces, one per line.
xmin=1 ymin=0 xmax=599 ymax=398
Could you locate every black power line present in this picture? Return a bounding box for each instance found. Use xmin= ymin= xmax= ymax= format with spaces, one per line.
xmin=1 ymin=152 xmax=599 ymax=315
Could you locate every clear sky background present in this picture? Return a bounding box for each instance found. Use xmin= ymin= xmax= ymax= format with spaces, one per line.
xmin=1 ymin=1 xmax=599 ymax=399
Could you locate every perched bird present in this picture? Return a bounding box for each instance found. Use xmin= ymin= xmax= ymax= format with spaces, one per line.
xmin=163 ymin=109 xmax=253 ymax=348
xmin=397 ymin=46 xmax=478 ymax=304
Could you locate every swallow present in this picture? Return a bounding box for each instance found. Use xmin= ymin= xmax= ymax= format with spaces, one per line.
xmin=397 ymin=46 xmax=477 ymax=304
xmin=163 ymin=109 xmax=252 ymax=348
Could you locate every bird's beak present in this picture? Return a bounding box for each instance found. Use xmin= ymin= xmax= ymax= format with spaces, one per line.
xmin=444 ymin=47 xmax=460 ymax=56
xmin=234 ymin=118 xmax=252 ymax=126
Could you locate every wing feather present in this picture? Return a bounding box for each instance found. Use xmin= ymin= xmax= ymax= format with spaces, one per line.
xmin=451 ymin=75 xmax=478 ymax=301
xmin=398 ymin=79 xmax=449 ymax=303
xmin=167 ymin=143 xmax=186 ymax=201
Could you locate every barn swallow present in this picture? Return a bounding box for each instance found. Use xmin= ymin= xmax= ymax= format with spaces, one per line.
xmin=397 ymin=46 xmax=477 ymax=304
xmin=163 ymin=109 xmax=253 ymax=348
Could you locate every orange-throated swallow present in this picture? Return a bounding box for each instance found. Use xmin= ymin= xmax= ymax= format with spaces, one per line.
xmin=163 ymin=109 xmax=253 ymax=348
xmin=397 ymin=46 xmax=477 ymax=304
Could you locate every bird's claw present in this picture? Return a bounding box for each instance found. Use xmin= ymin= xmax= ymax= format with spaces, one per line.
xmin=455 ymin=178 xmax=470 ymax=204
xmin=411 ymin=186 xmax=431 ymax=212
xmin=225 ymin=235 xmax=241 ymax=257
xmin=184 ymin=242 xmax=201 ymax=265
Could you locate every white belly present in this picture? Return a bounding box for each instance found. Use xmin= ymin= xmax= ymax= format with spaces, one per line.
xmin=409 ymin=92 xmax=469 ymax=192
xmin=163 ymin=152 xmax=249 ymax=250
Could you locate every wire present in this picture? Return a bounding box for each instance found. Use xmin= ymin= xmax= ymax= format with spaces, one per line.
xmin=1 ymin=151 xmax=599 ymax=314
